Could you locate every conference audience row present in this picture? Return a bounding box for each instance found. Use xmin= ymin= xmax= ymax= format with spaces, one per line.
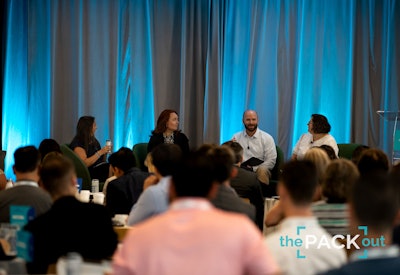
xmin=1 ymin=109 xmax=399 ymax=274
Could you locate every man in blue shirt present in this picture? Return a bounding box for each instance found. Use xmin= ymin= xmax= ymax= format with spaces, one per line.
xmin=127 ymin=144 xmax=182 ymax=225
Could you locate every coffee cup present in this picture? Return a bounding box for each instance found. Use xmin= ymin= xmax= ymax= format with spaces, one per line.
xmin=93 ymin=192 xmax=105 ymax=205
xmin=80 ymin=190 xmax=91 ymax=203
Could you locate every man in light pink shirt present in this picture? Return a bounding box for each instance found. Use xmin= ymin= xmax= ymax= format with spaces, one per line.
xmin=112 ymin=149 xmax=279 ymax=275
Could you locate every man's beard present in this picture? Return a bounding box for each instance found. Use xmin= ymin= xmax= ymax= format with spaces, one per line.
xmin=245 ymin=124 xmax=258 ymax=132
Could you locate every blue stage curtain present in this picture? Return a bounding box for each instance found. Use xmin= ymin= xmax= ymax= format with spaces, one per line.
xmin=2 ymin=0 xmax=400 ymax=178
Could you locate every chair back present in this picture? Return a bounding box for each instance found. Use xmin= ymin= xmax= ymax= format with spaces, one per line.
xmin=337 ymin=143 xmax=363 ymax=160
xmin=263 ymin=146 xmax=284 ymax=198
xmin=60 ymin=144 xmax=92 ymax=190
xmin=0 ymin=150 xmax=5 ymax=171
xmin=132 ymin=143 xmax=149 ymax=171
xmin=270 ymin=145 xmax=284 ymax=181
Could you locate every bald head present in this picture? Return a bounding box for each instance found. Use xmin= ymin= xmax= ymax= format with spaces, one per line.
xmin=243 ymin=110 xmax=258 ymax=120
xmin=242 ymin=110 xmax=259 ymax=135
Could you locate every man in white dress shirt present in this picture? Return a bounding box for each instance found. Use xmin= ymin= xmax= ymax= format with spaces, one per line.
xmin=233 ymin=110 xmax=277 ymax=185
xmin=265 ymin=160 xmax=346 ymax=275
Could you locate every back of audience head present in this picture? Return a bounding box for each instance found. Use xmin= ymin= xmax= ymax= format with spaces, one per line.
xmin=322 ymin=159 xmax=359 ymax=203
xmin=350 ymin=172 xmax=399 ymax=235
xmin=304 ymin=147 xmax=330 ymax=183
xmin=40 ymin=152 xmax=76 ymax=198
xmin=390 ymin=163 xmax=400 ymax=205
xmin=39 ymin=138 xmax=61 ymax=161
xmin=197 ymin=144 xmax=236 ymax=183
xmin=279 ymin=160 xmax=318 ymax=207
xmin=351 ymin=145 xmax=370 ymax=165
xmin=318 ymin=145 xmax=337 ymax=160
xmin=171 ymin=150 xmax=216 ymax=199
xmin=357 ymin=148 xmax=389 ymax=175
xmin=221 ymin=141 xmax=243 ymax=165
xmin=13 ymin=146 xmax=41 ymax=173
xmin=108 ymin=147 xmax=136 ymax=175
xmin=151 ymin=144 xmax=182 ymax=177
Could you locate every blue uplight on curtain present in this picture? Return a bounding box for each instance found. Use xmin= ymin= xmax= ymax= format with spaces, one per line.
xmin=2 ymin=0 xmax=51 ymax=179
xmin=2 ymin=0 xmax=399 ymax=178
xmin=292 ymin=0 xmax=355 ymax=149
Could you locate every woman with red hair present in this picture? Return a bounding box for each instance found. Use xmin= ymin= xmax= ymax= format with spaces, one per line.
xmin=147 ymin=109 xmax=189 ymax=154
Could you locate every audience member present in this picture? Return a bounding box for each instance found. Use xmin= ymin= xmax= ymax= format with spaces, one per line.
xmin=265 ymin=160 xmax=346 ymax=275
xmin=38 ymin=138 xmax=61 ymax=161
xmin=319 ymin=144 xmax=338 ymax=160
xmin=356 ymin=148 xmax=390 ymax=175
xmin=390 ymin=163 xmax=400 ymax=247
xmin=222 ymin=141 xmax=265 ymax=230
xmin=0 ymin=169 xmax=7 ymax=191
xmin=232 ymin=110 xmax=277 ymax=185
xmin=147 ymin=109 xmax=189 ymax=155
xmin=204 ymin=144 xmax=257 ymax=226
xmin=292 ymin=114 xmax=338 ymax=160
xmin=112 ymin=150 xmax=280 ymax=275
xmin=70 ymin=116 xmax=111 ymax=182
xmin=127 ymin=144 xmax=182 ymax=226
xmin=24 ymin=153 xmax=118 ymax=274
xmin=105 ymin=147 xmax=149 ymax=216
xmin=0 ymin=146 xmax=52 ymax=222
xmin=304 ymin=147 xmax=331 ymax=201
xmin=312 ymin=159 xmax=359 ymax=236
xmin=350 ymin=145 xmax=369 ymax=165
xmin=323 ymin=172 xmax=400 ymax=274
xmin=265 ymin=147 xmax=330 ymax=227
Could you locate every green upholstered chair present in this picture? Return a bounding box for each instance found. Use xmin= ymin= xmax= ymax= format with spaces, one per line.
xmin=0 ymin=150 xmax=6 ymax=171
xmin=60 ymin=144 xmax=92 ymax=190
xmin=262 ymin=145 xmax=284 ymax=198
xmin=132 ymin=143 xmax=149 ymax=172
xmin=337 ymin=143 xmax=364 ymax=160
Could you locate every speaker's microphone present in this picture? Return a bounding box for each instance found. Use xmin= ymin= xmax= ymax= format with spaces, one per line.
xmin=247 ymin=146 xmax=250 ymax=149
xmin=310 ymin=141 xmax=313 ymax=144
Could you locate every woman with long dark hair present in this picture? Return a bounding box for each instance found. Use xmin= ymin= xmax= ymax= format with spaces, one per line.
xmin=147 ymin=109 xmax=189 ymax=154
xmin=70 ymin=116 xmax=111 ymax=182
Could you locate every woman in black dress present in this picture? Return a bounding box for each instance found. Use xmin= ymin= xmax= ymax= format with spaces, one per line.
xmin=147 ymin=109 xmax=189 ymax=154
xmin=70 ymin=116 xmax=111 ymax=182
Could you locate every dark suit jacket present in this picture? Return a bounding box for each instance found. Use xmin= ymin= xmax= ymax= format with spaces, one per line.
xmin=322 ymin=257 xmax=400 ymax=275
xmin=230 ymin=167 xmax=265 ymax=230
xmin=211 ymin=185 xmax=256 ymax=224
xmin=24 ymin=196 xmax=118 ymax=274
xmin=147 ymin=132 xmax=189 ymax=154
xmin=105 ymin=167 xmax=149 ymax=215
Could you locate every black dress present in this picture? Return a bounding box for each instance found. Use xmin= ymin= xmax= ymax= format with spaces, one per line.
xmin=70 ymin=136 xmax=110 ymax=182
xmin=147 ymin=132 xmax=189 ymax=154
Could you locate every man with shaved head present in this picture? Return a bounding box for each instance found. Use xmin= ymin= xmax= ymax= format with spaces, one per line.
xmin=233 ymin=110 xmax=277 ymax=186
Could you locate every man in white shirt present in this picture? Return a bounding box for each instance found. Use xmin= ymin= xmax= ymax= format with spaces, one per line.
xmin=233 ymin=110 xmax=276 ymax=185
xmin=265 ymin=160 xmax=346 ymax=275
xmin=126 ymin=144 xmax=182 ymax=225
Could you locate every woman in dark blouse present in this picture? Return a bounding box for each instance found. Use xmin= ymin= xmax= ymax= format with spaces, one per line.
xmin=70 ymin=116 xmax=111 ymax=182
xmin=147 ymin=109 xmax=189 ymax=154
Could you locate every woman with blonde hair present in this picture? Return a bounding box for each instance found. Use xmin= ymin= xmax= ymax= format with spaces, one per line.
xmin=312 ymin=159 xmax=360 ymax=236
xmin=265 ymin=147 xmax=330 ymax=227
xmin=304 ymin=147 xmax=331 ymax=201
